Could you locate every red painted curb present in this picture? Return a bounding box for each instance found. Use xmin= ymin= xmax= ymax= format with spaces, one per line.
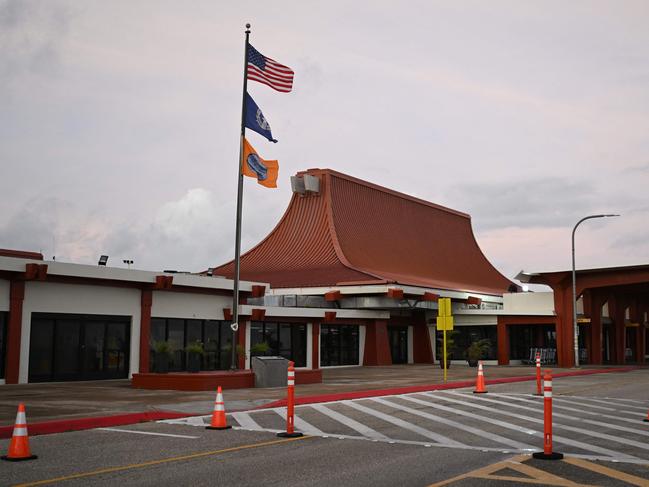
xmin=258 ymin=366 xmax=638 ymax=409
xmin=0 ymin=411 xmax=194 ymax=439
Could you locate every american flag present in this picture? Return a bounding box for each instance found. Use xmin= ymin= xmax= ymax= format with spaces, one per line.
xmin=247 ymin=43 xmax=294 ymax=93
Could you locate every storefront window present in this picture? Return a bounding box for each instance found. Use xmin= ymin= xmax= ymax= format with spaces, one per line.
xmin=321 ymin=324 xmax=359 ymax=366
xmin=150 ymin=318 xmax=231 ymax=371
xmin=445 ymin=326 xmax=497 ymax=360
xmin=249 ymin=322 xmax=306 ymax=367
xmin=509 ymin=325 xmax=556 ymax=361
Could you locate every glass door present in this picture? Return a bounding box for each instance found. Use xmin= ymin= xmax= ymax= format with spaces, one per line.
xmin=388 ymin=326 xmax=408 ymax=364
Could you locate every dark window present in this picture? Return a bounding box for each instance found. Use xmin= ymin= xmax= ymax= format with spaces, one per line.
xmin=320 ymin=324 xmax=359 ymax=366
xmin=0 ymin=312 xmax=7 ymax=379
xmin=250 ymin=322 xmax=307 ymax=367
xmin=28 ymin=313 xmax=130 ymax=382
xmin=149 ymin=318 xmax=231 ymax=371
xmin=444 ymin=326 xmax=498 ymax=360
xmin=509 ymin=325 xmax=556 ymax=360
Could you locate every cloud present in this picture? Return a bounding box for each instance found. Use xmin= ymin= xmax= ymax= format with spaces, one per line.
xmin=0 ymin=0 xmax=72 ymax=83
xmin=447 ymin=178 xmax=600 ymax=230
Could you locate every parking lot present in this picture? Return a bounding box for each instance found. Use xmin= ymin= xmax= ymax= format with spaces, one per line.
xmin=2 ymin=368 xmax=648 ymax=486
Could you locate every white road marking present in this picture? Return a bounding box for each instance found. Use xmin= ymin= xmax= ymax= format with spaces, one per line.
xmin=447 ymin=391 xmax=649 ymax=447
xmin=484 ymin=392 xmax=649 ymax=433
xmin=427 ymin=392 xmax=641 ymax=460
xmin=554 ymin=396 xmax=648 ymax=413
xmin=97 ymin=427 xmax=199 ymax=439
xmin=231 ymin=412 xmax=263 ymax=430
xmin=343 ymin=399 xmax=465 ymax=447
xmin=274 ymin=408 xmax=325 ymax=435
xmin=377 ymin=396 xmax=535 ymax=450
xmin=309 ymin=403 xmax=389 ymax=440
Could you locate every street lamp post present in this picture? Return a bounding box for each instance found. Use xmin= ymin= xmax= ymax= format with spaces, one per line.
xmin=571 ymin=214 xmax=619 ymax=367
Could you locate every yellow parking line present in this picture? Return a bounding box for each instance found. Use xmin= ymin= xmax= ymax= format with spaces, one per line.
xmin=14 ymin=435 xmax=312 ymax=487
xmin=563 ymin=457 xmax=649 ymax=487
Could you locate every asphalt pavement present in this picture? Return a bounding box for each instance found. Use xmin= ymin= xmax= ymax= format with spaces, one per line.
xmin=2 ymin=370 xmax=649 ymax=486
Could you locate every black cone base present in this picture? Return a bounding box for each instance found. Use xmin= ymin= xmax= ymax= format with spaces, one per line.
xmin=532 ymin=451 xmax=563 ymax=460
xmin=644 ymin=419 xmax=649 ymax=422
xmin=473 ymin=391 xmax=488 ymax=394
xmin=277 ymin=432 xmax=303 ymax=438
xmin=1 ymin=455 xmax=38 ymax=462
xmin=206 ymin=425 xmax=232 ymax=430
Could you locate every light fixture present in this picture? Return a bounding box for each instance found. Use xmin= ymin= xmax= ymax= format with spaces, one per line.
xmin=123 ymin=259 xmax=134 ymax=269
xmin=98 ymin=255 xmax=109 ymax=266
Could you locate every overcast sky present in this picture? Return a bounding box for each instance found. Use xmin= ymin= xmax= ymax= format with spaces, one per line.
xmin=2 ymin=0 xmax=648 ymax=288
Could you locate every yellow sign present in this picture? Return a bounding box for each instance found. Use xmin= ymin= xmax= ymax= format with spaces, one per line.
xmin=577 ymin=317 xmax=591 ymax=324
xmin=436 ymin=298 xmax=454 ymax=331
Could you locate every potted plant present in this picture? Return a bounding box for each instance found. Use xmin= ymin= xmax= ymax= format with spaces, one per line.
xmin=152 ymin=341 xmax=172 ymax=373
xmin=437 ymin=331 xmax=457 ymax=369
xmin=185 ymin=340 xmax=204 ymax=373
xmin=465 ymin=339 xmax=491 ymax=367
xmin=250 ymin=341 xmax=270 ymax=356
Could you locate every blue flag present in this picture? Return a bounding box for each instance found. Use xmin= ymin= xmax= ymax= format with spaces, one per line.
xmin=245 ymin=93 xmax=277 ymax=143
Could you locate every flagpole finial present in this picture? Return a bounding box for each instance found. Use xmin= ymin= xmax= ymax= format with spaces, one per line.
xmin=245 ymin=23 xmax=251 ymax=32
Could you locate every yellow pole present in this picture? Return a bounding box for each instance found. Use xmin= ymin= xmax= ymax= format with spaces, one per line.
xmin=443 ymin=327 xmax=447 ymax=383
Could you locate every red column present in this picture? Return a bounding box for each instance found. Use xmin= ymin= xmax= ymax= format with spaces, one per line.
xmin=589 ymin=293 xmax=603 ymax=365
xmin=363 ymin=320 xmax=391 ymax=366
xmin=412 ymin=314 xmax=433 ymax=363
xmin=612 ymin=297 xmax=626 ymax=364
xmin=552 ymin=285 xmax=574 ymax=367
xmin=6 ymin=281 xmax=25 ymax=384
xmin=139 ymin=289 xmax=152 ymax=373
xmin=311 ymin=321 xmax=320 ymax=369
xmin=237 ymin=321 xmax=247 ymax=369
xmin=496 ymin=318 xmax=509 ymax=365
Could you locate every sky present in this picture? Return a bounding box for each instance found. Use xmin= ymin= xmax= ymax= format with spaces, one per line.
xmin=1 ymin=0 xmax=648 ymax=289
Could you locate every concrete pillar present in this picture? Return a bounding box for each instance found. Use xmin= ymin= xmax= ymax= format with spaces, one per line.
xmin=311 ymin=321 xmax=320 ymax=369
xmin=363 ymin=320 xmax=392 ymax=366
xmin=552 ymin=285 xmax=574 ymax=367
xmin=589 ymin=293 xmax=604 ymax=365
xmin=496 ymin=318 xmax=509 ymax=365
xmin=139 ymin=289 xmax=152 ymax=373
xmin=6 ymin=281 xmax=25 ymax=384
xmin=412 ymin=313 xmax=433 ymax=363
xmin=610 ymin=296 xmax=626 ymax=364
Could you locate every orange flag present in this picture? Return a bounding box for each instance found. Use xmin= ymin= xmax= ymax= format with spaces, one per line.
xmin=242 ymin=138 xmax=278 ymax=188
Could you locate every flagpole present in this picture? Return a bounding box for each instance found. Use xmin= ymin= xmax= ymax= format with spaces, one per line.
xmin=230 ymin=23 xmax=251 ymax=370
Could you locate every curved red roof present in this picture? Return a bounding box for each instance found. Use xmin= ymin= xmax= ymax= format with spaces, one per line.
xmin=213 ymin=169 xmax=514 ymax=295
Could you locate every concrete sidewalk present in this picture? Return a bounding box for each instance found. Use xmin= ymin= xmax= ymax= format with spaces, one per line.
xmin=0 ymin=363 xmax=637 ymax=427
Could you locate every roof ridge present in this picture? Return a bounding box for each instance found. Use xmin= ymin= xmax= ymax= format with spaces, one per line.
xmin=298 ymin=168 xmax=470 ymax=219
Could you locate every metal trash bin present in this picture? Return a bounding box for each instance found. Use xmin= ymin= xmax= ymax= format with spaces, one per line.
xmin=251 ymin=356 xmax=289 ymax=388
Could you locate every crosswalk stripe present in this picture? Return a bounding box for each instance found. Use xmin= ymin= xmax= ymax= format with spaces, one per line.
xmin=554 ymin=396 xmax=648 ymax=413
xmin=231 ymin=412 xmax=262 ymax=430
xmin=274 ymin=408 xmax=325 ymax=435
xmin=342 ymin=400 xmax=465 ymax=447
xmin=371 ymin=397 xmax=535 ymax=451
xmin=426 ymin=392 xmax=641 ymax=460
xmin=309 ymin=404 xmax=389 ymax=440
xmin=485 ymin=392 xmax=649 ymax=434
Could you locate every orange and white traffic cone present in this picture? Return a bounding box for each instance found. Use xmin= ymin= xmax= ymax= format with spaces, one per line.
xmin=473 ymin=361 xmax=488 ymax=394
xmin=643 ymin=409 xmax=649 ymax=423
xmin=2 ymin=403 xmax=37 ymax=462
xmin=205 ymin=386 xmax=231 ymax=430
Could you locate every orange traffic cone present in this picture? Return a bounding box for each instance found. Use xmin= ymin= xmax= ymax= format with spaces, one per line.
xmin=473 ymin=361 xmax=488 ymax=394
xmin=205 ymin=386 xmax=231 ymax=430
xmin=2 ymin=403 xmax=37 ymax=462
xmin=644 ymin=409 xmax=649 ymax=423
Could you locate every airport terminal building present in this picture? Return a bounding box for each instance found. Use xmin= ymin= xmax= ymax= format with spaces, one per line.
xmin=1 ymin=169 xmax=647 ymax=386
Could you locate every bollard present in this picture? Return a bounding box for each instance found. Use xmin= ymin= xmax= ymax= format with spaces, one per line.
xmin=532 ymin=371 xmax=563 ymax=460
xmin=277 ymin=361 xmax=303 ymax=438
xmin=534 ymin=352 xmax=542 ymax=396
